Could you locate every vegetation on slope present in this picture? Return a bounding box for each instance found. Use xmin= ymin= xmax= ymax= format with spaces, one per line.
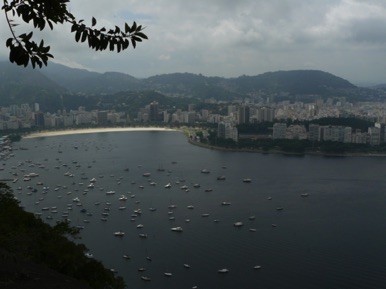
xmin=0 ymin=183 xmax=125 ymax=289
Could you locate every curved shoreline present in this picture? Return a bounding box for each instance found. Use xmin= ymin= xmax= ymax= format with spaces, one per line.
xmin=23 ymin=127 xmax=178 ymax=138
xmin=187 ymin=139 xmax=386 ymax=157
xmin=21 ymin=127 xmax=386 ymax=157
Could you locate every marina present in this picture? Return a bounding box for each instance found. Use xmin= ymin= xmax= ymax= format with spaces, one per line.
xmin=2 ymin=130 xmax=386 ymax=289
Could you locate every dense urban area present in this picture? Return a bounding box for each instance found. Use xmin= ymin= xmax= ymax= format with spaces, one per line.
xmin=2 ymin=95 xmax=386 ymax=154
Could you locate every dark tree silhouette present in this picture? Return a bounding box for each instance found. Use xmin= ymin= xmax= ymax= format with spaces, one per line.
xmin=2 ymin=0 xmax=148 ymax=68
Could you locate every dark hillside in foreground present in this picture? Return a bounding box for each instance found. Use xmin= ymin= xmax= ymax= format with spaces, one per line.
xmin=0 ymin=183 xmax=125 ymax=289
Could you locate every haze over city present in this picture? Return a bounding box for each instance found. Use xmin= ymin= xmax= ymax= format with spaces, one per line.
xmin=1 ymin=0 xmax=386 ymax=84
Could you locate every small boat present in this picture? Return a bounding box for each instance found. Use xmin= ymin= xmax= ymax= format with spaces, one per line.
xmin=201 ymin=213 xmax=210 ymax=217
xmin=164 ymin=183 xmax=172 ymax=188
xmin=201 ymin=169 xmax=210 ymax=174
xmin=164 ymin=272 xmax=172 ymax=277
xmin=249 ymin=215 xmax=256 ymax=220
xmin=204 ymin=188 xmax=213 ymax=192
xmin=143 ymin=172 xmax=151 ymax=177
xmin=254 ymin=265 xmax=262 ymax=270
xmin=249 ymin=228 xmax=257 ymax=232
xmin=276 ymin=207 xmax=284 ymax=211
xmin=122 ymin=254 xmax=130 ymax=259
xmin=233 ymin=222 xmax=243 ymax=227
xmin=193 ymin=183 xmax=200 ymax=188
xmin=243 ymin=178 xmax=252 ymax=183
xmin=137 ymin=224 xmax=144 ymax=229
xmin=187 ymin=205 xmax=194 ymax=209
xmin=139 ymin=234 xmax=148 ymax=238
xmin=171 ymin=227 xmax=183 ymax=232
xmin=301 ymin=193 xmax=309 ymax=197
xmin=85 ymin=252 xmax=94 ymax=258
xmin=183 ymin=264 xmax=191 ymax=268
xmin=217 ymin=175 xmax=226 ymax=180
xmin=114 ymin=231 xmax=125 ymax=237
xmin=218 ymin=268 xmax=229 ymax=274
xmin=106 ymin=190 xmax=115 ymax=195
xmin=141 ymin=276 xmax=151 ymax=281
xmin=272 ymin=224 xmax=277 ymax=227
xmin=137 ymin=267 xmax=146 ymax=272
xmin=221 ymin=202 xmax=231 ymax=206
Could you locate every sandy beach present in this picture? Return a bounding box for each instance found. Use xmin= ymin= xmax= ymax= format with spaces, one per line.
xmin=24 ymin=127 xmax=178 ymax=138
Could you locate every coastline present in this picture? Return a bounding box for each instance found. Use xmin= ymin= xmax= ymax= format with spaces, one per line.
xmin=21 ymin=127 xmax=386 ymax=157
xmin=187 ymin=139 xmax=386 ymax=157
xmin=23 ymin=127 xmax=178 ymax=138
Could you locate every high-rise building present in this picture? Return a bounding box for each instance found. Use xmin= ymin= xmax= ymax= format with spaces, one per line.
xmin=308 ymin=124 xmax=321 ymax=141
xmin=238 ymin=105 xmax=250 ymax=124
xmin=272 ymin=123 xmax=287 ymax=139
xmin=149 ymin=101 xmax=159 ymax=121
xmin=97 ymin=111 xmax=108 ymax=125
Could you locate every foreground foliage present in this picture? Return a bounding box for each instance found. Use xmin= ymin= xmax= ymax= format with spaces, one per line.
xmin=0 ymin=182 xmax=125 ymax=289
xmin=2 ymin=0 xmax=147 ymax=68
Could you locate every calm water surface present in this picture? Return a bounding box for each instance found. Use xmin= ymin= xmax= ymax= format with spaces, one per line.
xmin=3 ymin=131 xmax=386 ymax=289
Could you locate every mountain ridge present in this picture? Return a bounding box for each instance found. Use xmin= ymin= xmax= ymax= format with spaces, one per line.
xmin=0 ymin=61 xmax=366 ymax=110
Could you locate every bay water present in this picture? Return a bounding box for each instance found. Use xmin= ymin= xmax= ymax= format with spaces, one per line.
xmin=3 ymin=130 xmax=386 ymax=289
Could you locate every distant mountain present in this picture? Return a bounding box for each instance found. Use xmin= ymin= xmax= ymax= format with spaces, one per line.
xmin=0 ymin=61 xmax=371 ymax=111
xmin=40 ymin=63 xmax=143 ymax=94
xmin=0 ymin=62 xmax=66 ymax=111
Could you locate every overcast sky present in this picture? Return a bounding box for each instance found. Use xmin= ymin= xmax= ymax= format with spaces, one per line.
xmin=2 ymin=0 xmax=386 ymax=84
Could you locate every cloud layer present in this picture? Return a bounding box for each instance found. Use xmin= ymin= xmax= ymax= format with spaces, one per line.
xmin=1 ymin=0 xmax=386 ymax=83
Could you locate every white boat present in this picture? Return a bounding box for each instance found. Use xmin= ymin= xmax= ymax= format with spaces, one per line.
xmin=254 ymin=265 xmax=262 ymax=270
xmin=106 ymin=190 xmax=115 ymax=195
xmin=141 ymin=276 xmax=151 ymax=281
xmin=137 ymin=224 xmax=144 ymax=229
xmin=122 ymin=254 xmax=130 ymax=259
xmin=85 ymin=252 xmax=94 ymax=258
xmin=201 ymin=169 xmax=210 ymax=174
xmin=301 ymin=193 xmax=309 ymax=197
xmin=243 ymin=178 xmax=252 ymax=183
xmin=183 ymin=264 xmax=191 ymax=268
xmin=139 ymin=234 xmax=148 ymax=238
xmin=164 ymin=183 xmax=172 ymax=188
xmin=119 ymin=195 xmax=128 ymax=201
xmin=114 ymin=231 xmax=125 ymax=236
xmin=233 ymin=221 xmax=243 ymax=227
xmin=221 ymin=202 xmax=231 ymax=206
xmin=143 ymin=172 xmax=151 ymax=177
xmin=164 ymin=272 xmax=172 ymax=277
xmin=171 ymin=227 xmax=183 ymax=232
xmin=218 ymin=268 xmax=229 ymax=273
xmin=187 ymin=205 xmax=194 ymax=209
